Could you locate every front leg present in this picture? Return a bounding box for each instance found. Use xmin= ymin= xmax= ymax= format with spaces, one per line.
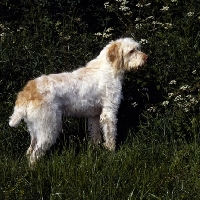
xmin=100 ymin=110 xmax=117 ymax=151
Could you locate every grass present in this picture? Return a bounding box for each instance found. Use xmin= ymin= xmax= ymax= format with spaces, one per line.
xmin=1 ymin=0 xmax=200 ymax=199
xmin=1 ymin=125 xmax=200 ymax=199
xmin=2 ymin=104 xmax=200 ymax=199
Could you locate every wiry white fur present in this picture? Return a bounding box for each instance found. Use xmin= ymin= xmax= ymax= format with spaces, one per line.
xmin=9 ymin=38 xmax=148 ymax=166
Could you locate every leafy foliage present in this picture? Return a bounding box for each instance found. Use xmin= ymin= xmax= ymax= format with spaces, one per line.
xmin=0 ymin=0 xmax=200 ymax=199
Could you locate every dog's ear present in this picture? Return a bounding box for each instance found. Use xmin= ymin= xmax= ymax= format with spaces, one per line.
xmin=107 ymin=42 xmax=123 ymax=72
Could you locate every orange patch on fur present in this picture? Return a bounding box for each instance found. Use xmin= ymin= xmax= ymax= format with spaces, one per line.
xmin=107 ymin=43 xmax=119 ymax=63
xmin=16 ymin=80 xmax=43 ymax=107
xmin=107 ymin=42 xmax=123 ymax=72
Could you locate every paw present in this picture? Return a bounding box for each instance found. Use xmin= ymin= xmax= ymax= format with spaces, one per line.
xmin=103 ymin=142 xmax=116 ymax=151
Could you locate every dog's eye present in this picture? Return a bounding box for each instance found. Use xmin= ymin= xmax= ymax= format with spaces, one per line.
xmin=129 ymin=49 xmax=135 ymax=54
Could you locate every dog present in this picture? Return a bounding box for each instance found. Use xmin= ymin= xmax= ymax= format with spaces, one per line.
xmin=9 ymin=38 xmax=148 ymax=166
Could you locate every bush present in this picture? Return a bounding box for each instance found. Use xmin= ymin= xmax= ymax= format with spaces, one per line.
xmin=0 ymin=0 xmax=200 ymax=198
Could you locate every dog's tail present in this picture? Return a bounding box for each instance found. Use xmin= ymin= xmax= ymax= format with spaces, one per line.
xmin=9 ymin=80 xmax=42 ymax=128
xmin=9 ymin=87 xmax=29 ymax=128
xmin=9 ymin=93 xmax=28 ymax=128
xmin=9 ymin=107 xmax=25 ymax=128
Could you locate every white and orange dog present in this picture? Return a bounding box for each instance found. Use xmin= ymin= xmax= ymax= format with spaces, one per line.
xmin=9 ymin=38 xmax=148 ymax=166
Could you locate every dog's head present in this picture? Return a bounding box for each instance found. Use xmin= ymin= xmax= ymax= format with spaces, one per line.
xmin=107 ymin=38 xmax=148 ymax=73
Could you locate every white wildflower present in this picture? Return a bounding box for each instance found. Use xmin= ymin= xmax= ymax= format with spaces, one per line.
xmin=124 ymin=11 xmax=132 ymax=16
xmin=145 ymin=3 xmax=151 ymax=7
xmin=160 ymin=6 xmax=169 ymax=11
xmin=0 ymin=32 xmax=6 ymax=37
xmin=152 ymin=21 xmax=162 ymax=25
xmin=192 ymin=70 xmax=196 ymax=74
xmin=147 ymin=16 xmax=154 ymax=20
xmin=174 ymin=95 xmax=183 ymax=102
xmin=169 ymin=80 xmax=176 ymax=85
xmin=94 ymin=27 xmax=113 ymax=38
xmin=180 ymin=85 xmax=190 ymax=90
xmin=24 ymin=45 xmax=28 ymax=50
xmin=162 ymin=101 xmax=169 ymax=106
xmin=104 ymin=2 xmax=110 ymax=9
xmin=0 ymin=32 xmax=6 ymax=42
xmin=135 ymin=24 xmax=142 ymax=29
xmin=119 ymin=5 xmax=130 ymax=12
xmin=106 ymin=27 xmax=114 ymax=32
xmin=94 ymin=32 xmax=102 ymax=36
xmin=102 ymin=33 xmax=112 ymax=38
xmin=17 ymin=26 xmax=24 ymax=32
xmin=190 ymin=98 xmax=198 ymax=104
xmin=147 ymin=106 xmax=156 ymax=112
xmin=135 ymin=17 xmax=141 ymax=22
xmin=186 ymin=95 xmax=192 ymax=99
xmin=64 ymin=36 xmax=71 ymax=40
xmin=140 ymin=39 xmax=148 ymax=44
xmin=132 ymin=102 xmax=138 ymax=107
xmin=171 ymin=0 xmax=178 ymax=2
xmin=116 ymin=0 xmax=131 ymax=14
xmin=136 ymin=3 xmax=143 ymax=7
xmin=168 ymin=93 xmax=174 ymax=98
xmin=0 ymin=24 xmax=5 ymax=29
xmin=187 ymin=12 xmax=194 ymax=17
xmin=164 ymin=23 xmax=172 ymax=29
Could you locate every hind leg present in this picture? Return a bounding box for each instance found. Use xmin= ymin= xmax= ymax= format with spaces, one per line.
xmin=26 ymin=107 xmax=62 ymax=166
xmin=29 ymin=133 xmax=58 ymax=166
xmin=26 ymin=135 xmax=37 ymax=157
xmin=28 ymin=126 xmax=61 ymax=166
xmin=25 ymin=122 xmax=38 ymax=157
xmin=88 ymin=116 xmax=101 ymax=144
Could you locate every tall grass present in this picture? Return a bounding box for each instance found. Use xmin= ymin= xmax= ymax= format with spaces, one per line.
xmin=0 ymin=0 xmax=200 ymax=199
xmin=1 ymin=130 xmax=200 ymax=199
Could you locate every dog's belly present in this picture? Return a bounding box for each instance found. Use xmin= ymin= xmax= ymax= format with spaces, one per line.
xmin=64 ymin=99 xmax=102 ymax=117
